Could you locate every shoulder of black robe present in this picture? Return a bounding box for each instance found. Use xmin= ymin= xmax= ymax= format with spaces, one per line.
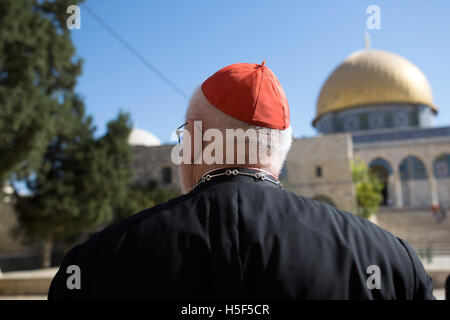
xmin=48 ymin=175 xmax=435 ymax=300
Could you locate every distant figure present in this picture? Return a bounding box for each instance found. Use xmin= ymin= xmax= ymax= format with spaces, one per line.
xmin=431 ymin=203 xmax=447 ymax=224
xmin=48 ymin=62 xmax=435 ymax=300
xmin=439 ymin=203 xmax=447 ymax=223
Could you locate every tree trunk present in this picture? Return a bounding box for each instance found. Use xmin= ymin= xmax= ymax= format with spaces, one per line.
xmin=42 ymin=237 xmax=53 ymax=269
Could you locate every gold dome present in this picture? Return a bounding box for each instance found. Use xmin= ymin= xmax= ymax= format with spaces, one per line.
xmin=313 ymin=49 xmax=437 ymax=126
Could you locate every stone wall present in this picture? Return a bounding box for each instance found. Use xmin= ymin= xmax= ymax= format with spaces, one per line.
xmin=284 ymin=133 xmax=357 ymax=212
xmin=355 ymin=135 xmax=450 ymax=208
xmin=437 ymin=178 xmax=450 ymax=208
xmin=131 ymin=144 xmax=181 ymax=191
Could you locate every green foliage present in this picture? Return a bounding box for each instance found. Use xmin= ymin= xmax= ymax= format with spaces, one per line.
xmin=114 ymin=181 xmax=179 ymax=222
xmin=14 ymin=98 xmax=133 ymax=242
xmin=91 ymin=111 xmax=134 ymax=222
xmin=0 ymin=0 xmax=84 ymax=180
xmin=351 ymin=157 xmax=383 ymax=219
xmin=2 ymin=1 xmax=179 ymax=266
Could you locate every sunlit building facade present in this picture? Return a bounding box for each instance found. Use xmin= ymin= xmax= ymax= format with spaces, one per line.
xmin=306 ymin=49 xmax=450 ymax=210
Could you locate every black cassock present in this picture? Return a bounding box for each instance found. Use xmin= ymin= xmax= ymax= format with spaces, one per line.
xmin=48 ymin=168 xmax=435 ymax=299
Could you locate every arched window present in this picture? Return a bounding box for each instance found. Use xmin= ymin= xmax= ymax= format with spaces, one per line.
xmin=369 ymin=114 xmax=385 ymax=129
xmin=344 ymin=116 xmax=359 ymax=131
xmin=161 ymin=166 xmax=172 ymax=184
xmin=369 ymin=158 xmax=393 ymax=175
xmin=369 ymin=158 xmax=392 ymax=206
xmin=399 ymin=156 xmax=427 ymax=180
xmin=433 ymin=154 xmax=450 ymax=178
xmin=313 ymin=195 xmax=336 ymax=207
xmin=395 ymin=112 xmax=409 ymax=127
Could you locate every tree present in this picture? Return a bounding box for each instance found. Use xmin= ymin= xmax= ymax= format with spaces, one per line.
xmin=114 ymin=181 xmax=179 ymax=222
xmin=351 ymin=157 xmax=383 ymax=219
xmin=0 ymin=0 xmax=83 ymax=180
xmin=14 ymin=97 xmax=133 ymax=268
xmin=97 ymin=113 xmax=134 ymax=218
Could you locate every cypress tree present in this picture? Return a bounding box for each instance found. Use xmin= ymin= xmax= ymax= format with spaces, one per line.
xmin=15 ymin=98 xmax=133 ymax=268
xmin=0 ymin=0 xmax=83 ymax=180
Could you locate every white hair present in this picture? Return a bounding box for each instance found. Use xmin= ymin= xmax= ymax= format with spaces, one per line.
xmin=186 ymin=87 xmax=293 ymax=173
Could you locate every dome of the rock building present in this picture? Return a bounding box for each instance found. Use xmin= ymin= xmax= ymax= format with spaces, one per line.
xmin=314 ymin=49 xmax=437 ymax=126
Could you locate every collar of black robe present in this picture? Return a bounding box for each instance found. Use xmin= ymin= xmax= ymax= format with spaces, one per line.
xmin=190 ymin=167 xmax=284 ymax=192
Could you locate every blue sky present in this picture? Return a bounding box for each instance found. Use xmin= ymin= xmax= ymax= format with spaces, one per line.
xmin=71 ymin=0 xmax=450 ymax=143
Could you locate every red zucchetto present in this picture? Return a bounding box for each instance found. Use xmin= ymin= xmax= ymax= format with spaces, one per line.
xmin=201 ymin=61 xmax=290 ymax=130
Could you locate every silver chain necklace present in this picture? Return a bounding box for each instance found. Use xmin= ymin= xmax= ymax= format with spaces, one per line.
xmin=191 ymin=168 xmax=284 ymax=192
